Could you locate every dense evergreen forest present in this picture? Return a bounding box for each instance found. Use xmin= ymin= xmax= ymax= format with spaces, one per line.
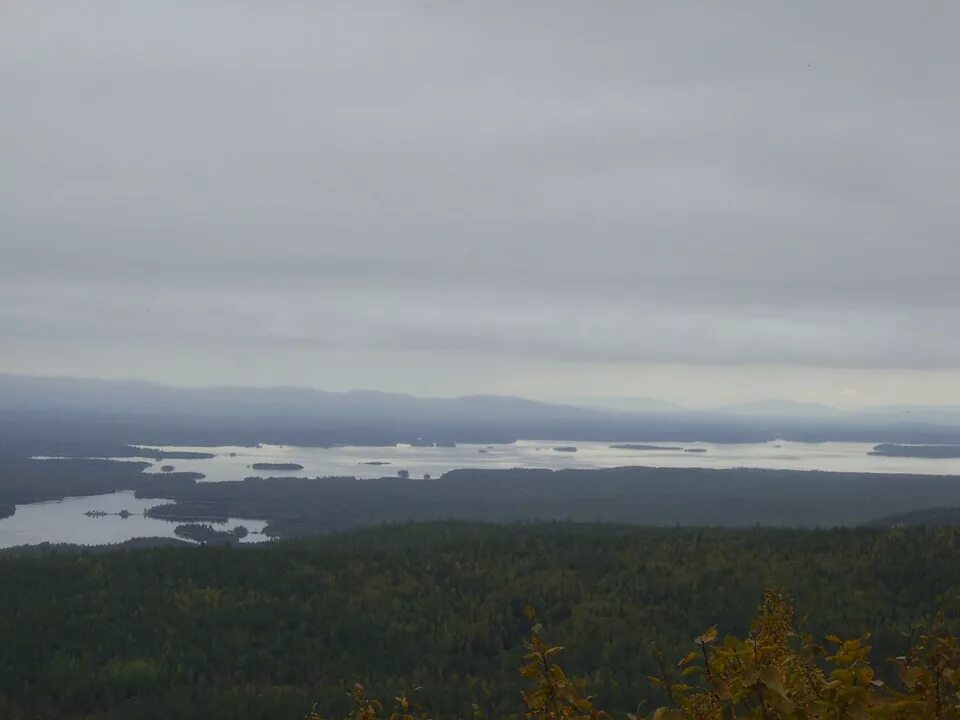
xmin=2 ymin=522 xmax=960 ymax=719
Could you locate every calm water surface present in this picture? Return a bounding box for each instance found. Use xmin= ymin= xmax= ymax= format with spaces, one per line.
xmin=122 ymin=439 xmax=960 ymax=481
xmin=0 ymin=491 xmax=270 ymax=549
xmin=11 ymin=440 xmax=957 ymax=547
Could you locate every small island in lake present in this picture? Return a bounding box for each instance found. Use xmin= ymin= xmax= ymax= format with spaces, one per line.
xmin=553 ymin=446 xmax=578 ymax=452
xmin=84 ymin=509 xmax=135 ymax=519
xmin=684 ymin=448 xmax=707 ymax=453
xmin=361 ymin=461 xmax=391 ymax=465
xmin=251 ymin=462 xmax=304 ymax=471
xmin=137 ymin=448 xmax=216 ymax=460
xmin=160 ymin=465 xmax=175 ymax=472
xmin=611 ymin=444 xmax=685 ymax=451
xmin=869 ymin=444 xmax=960 ymax=458
xmin=174 ymin=523 xmax=249 ymax=545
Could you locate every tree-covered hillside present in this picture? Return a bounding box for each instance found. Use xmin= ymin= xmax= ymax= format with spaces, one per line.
xmin=2 ymin=522 xmax=960 ymax=719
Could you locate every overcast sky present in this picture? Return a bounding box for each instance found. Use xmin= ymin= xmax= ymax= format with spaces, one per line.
xmin=3 ymin=2 xmax=959 ymax=407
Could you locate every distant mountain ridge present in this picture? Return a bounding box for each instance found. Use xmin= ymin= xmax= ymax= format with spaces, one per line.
xmin=0 ymin=374 xmax=588 ymax=419
xmin=554 ymin=396 xmax=686 ymax=414
xmin=715 ymin=400 xmax=845 ymax=417
xmin=1 ymin=373 xmax=959 ymax=451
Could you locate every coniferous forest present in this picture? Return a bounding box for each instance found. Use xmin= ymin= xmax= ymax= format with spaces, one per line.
xmin=3 ymin=522 xmax=960 ymax=719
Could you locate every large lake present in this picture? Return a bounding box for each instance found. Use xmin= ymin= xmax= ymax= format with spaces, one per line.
xmin=120 ymin=439 xmax=960 ymax=481
xmin=8 ymin=440 xmax=958 ymax=548
xmin=0 ymin=491 xmax=270 ymax=549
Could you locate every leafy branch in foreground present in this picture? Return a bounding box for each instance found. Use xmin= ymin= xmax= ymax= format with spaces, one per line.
xmin=306 ymin=683 xmax=440 ymax=720
xmin=519 ymin=605 xmax=607 ymax=720
xmin=640 ymin=590 xmax=960 ymax=719
xmin=310 ymin=590 xmax=960 ymax=719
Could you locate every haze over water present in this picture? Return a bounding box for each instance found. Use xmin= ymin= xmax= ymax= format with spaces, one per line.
xmin=121 ymin=440 xmax=960 ymax=482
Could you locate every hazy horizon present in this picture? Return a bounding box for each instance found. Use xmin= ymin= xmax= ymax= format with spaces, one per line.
xmin=5 ymin=370 xmax=960 ymax=415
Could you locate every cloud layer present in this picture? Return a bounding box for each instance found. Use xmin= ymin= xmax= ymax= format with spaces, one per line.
xmin=3 ymin=2 xmax=959 ymax=400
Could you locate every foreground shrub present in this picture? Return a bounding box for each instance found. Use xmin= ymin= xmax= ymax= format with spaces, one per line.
xmin=312 ymin=590 xmax=960 ymax=719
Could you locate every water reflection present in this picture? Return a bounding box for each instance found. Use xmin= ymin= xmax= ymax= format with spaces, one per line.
xmin=0 ymin=491 xmax=270 ymax=549
xmin=116 ymin=439 xmax=960 ymax=483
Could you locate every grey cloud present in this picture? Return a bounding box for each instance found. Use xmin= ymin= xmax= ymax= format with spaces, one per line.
xmin=3 ymin=1 xmax=960 ymax=393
